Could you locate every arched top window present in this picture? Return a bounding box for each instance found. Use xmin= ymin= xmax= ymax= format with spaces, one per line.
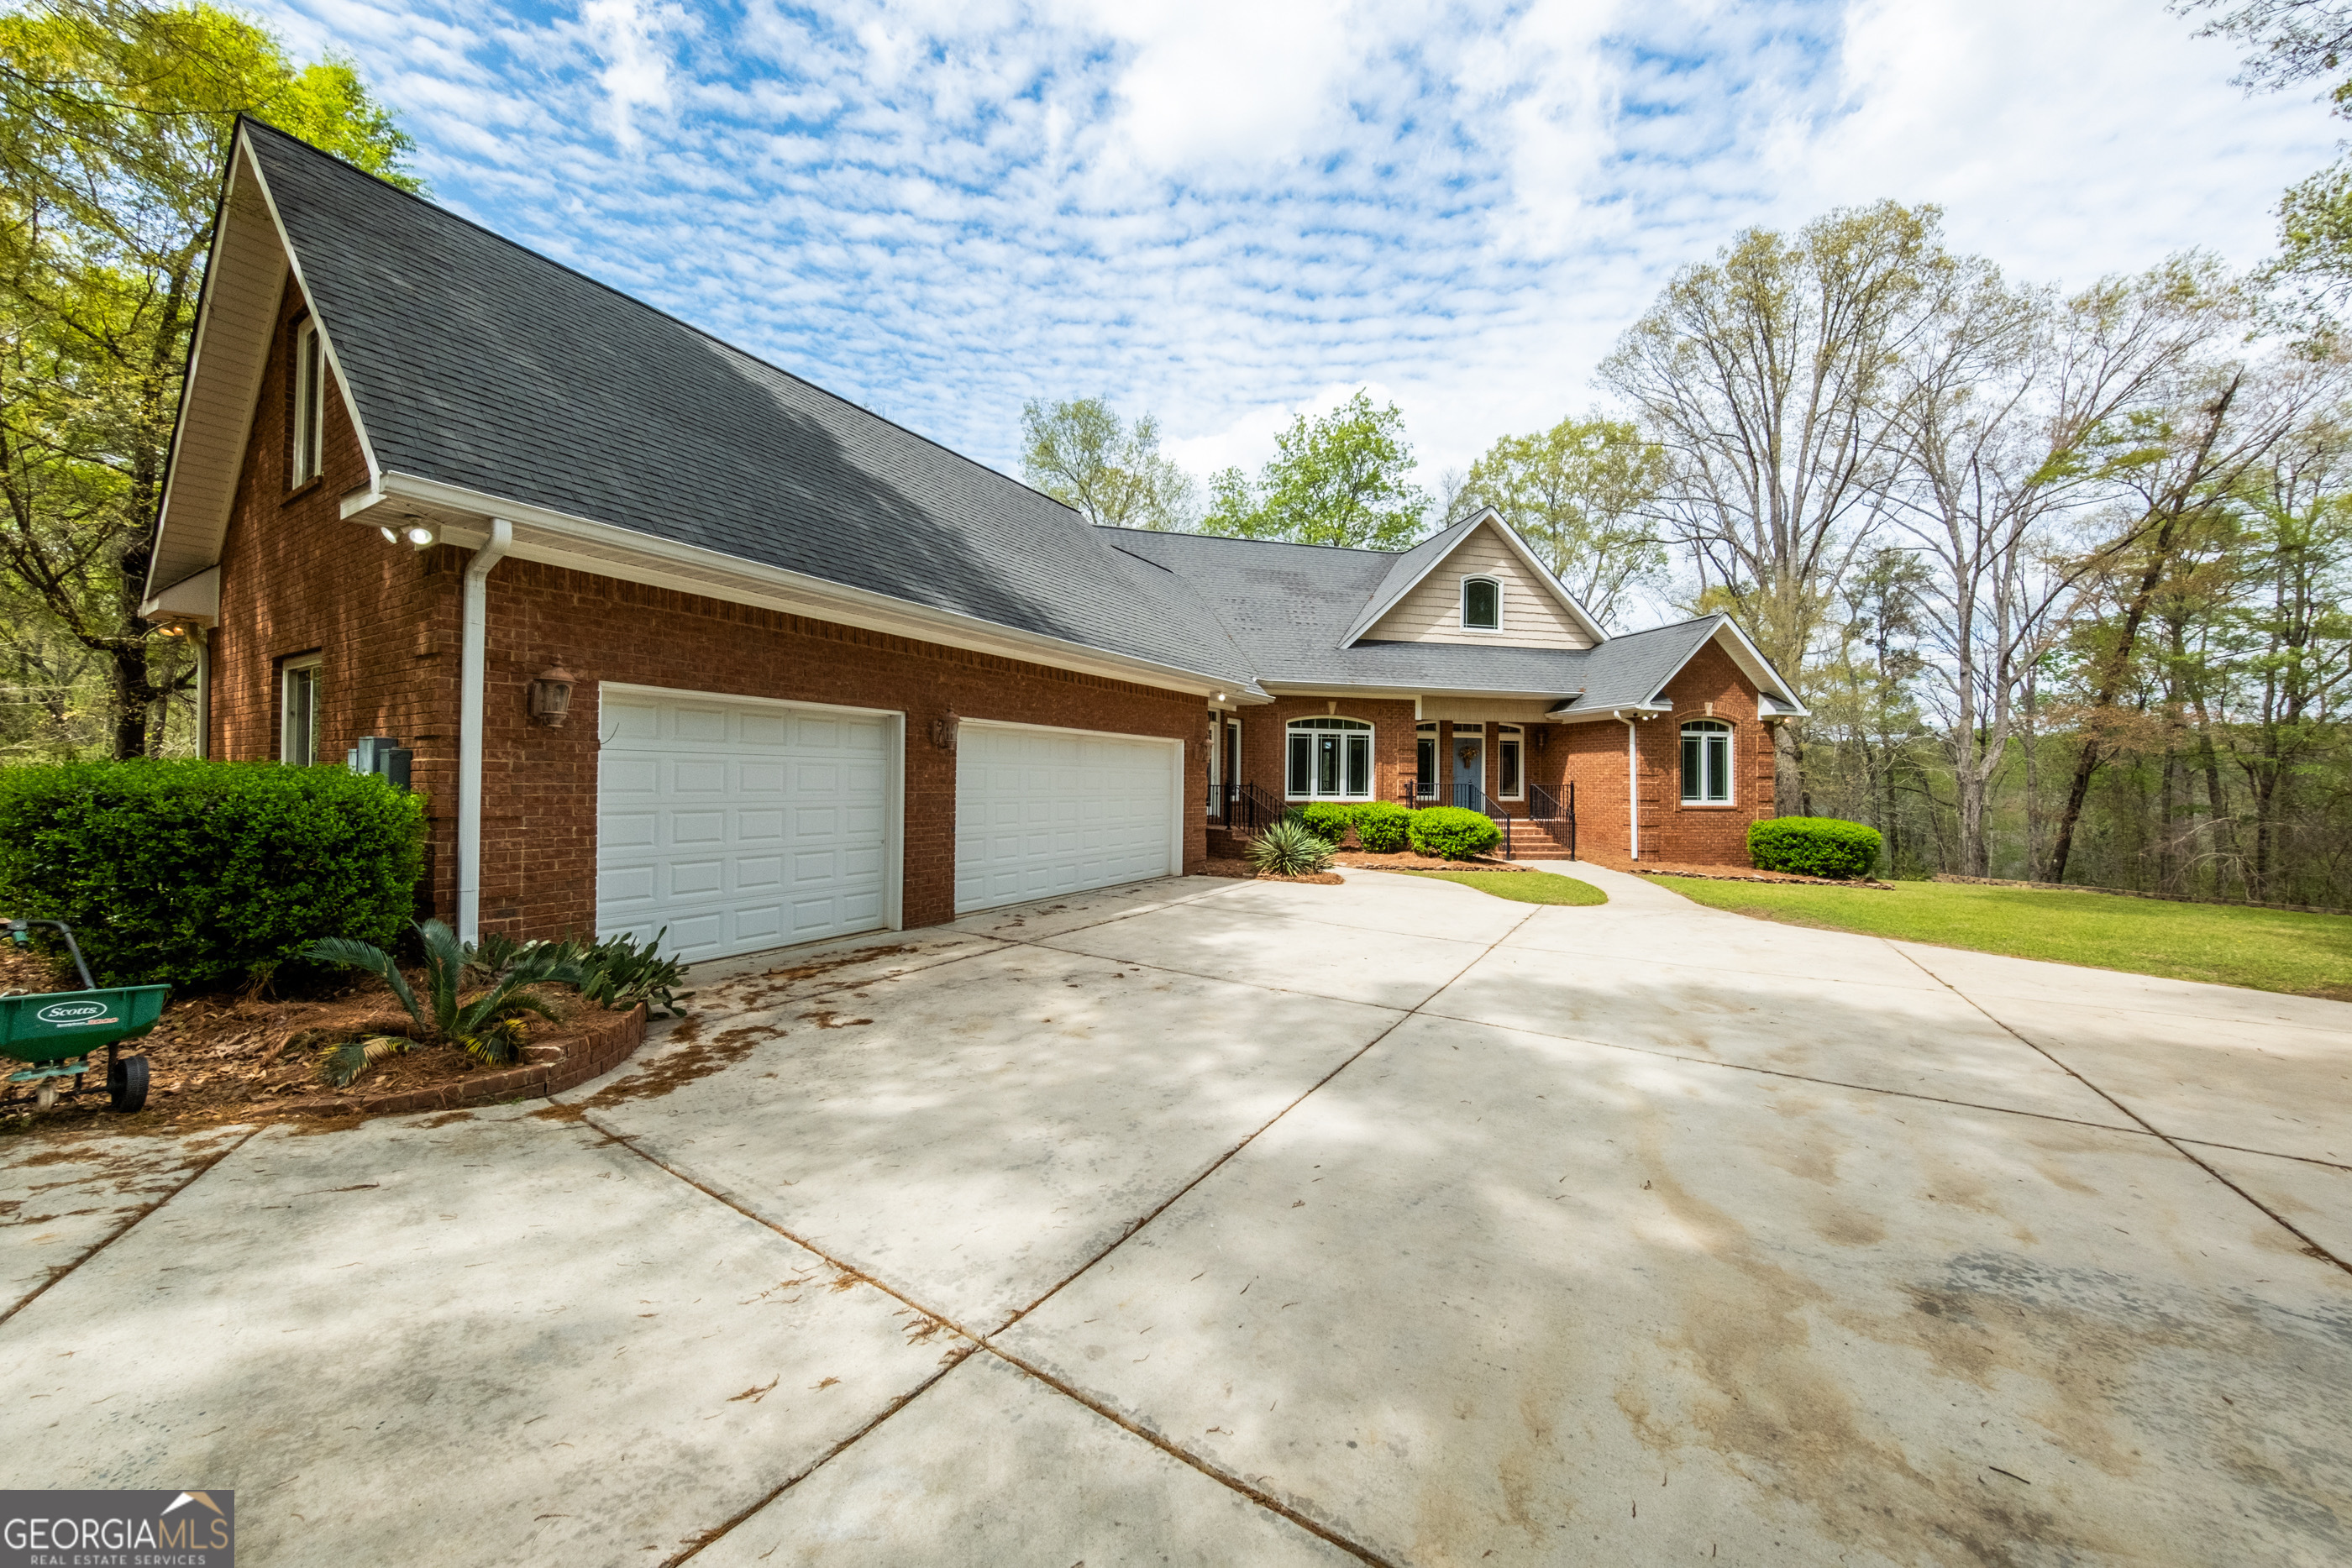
xmin=1462 ymin=575 xmax=1502 ymax=631
xmin=1681 ymin=719 xmax=1732 ymax=805
xmin=1287 ymin=716 xmax=1373 ymax=800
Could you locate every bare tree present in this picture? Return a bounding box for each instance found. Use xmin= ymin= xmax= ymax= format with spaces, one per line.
xmin=1881 ymin=257 xmax=2245 ymax=876
xmin=1601 ymin=202 xmax=1947 ymax=808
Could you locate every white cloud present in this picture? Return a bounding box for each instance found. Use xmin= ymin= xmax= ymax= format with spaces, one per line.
xmin=249 ymin=0 xmax=2338 ymax=487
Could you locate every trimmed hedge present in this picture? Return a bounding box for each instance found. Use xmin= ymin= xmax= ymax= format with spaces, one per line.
xmin=0 ymin=759 xmax=427 ymax=989
xmin=1406 ymin=805 xmax=1500 ymax=860
xmin=1353 ymin=800 xmax=1410 ymax=853
xmin=1747 ymin=815 xmax=1882 ymax=880
xmin=1298 ymin=801 xmax=1359 ymax=843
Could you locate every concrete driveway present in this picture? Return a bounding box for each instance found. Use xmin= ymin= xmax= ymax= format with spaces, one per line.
xmin=2 ymin=866 xmax=2347 ymax=1565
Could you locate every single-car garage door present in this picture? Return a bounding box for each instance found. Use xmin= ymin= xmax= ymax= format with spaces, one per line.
xmin=599 ymin=688 xmax=898 ymax=963
xmin=954 ymin=721 xmax=1181 ymax=914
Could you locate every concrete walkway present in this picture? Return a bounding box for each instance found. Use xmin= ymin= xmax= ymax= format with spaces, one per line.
xmin=2 ymin=867 xmax=2346 ymax=1565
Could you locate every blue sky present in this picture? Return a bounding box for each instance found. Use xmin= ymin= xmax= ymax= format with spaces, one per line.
xmin=254 ymin=0 xmax=2337 ymax=486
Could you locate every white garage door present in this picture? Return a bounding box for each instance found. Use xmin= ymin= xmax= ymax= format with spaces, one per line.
xmin=954 ymin=721 xmax=1180 ymax=914
xmin=599 ymin=689 xmax=896 ymax=963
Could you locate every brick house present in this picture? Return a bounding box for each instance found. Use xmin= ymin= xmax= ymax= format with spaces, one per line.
xmin=139 ymin=120 xmax=1805 ymax=965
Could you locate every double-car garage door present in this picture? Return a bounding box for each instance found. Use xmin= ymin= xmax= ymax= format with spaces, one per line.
xmin=598 ymin=691 xmax=1178 ymax=963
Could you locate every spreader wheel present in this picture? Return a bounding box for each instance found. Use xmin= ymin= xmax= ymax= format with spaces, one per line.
xmin=108 ymin=1055 xmax=148 ymax=1114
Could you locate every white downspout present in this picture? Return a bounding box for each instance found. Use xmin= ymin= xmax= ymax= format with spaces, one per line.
xmin=1617 ymin=711 xmax=1640 ymax=862
xmin=459 ymin=518 xmax=513 ymax=944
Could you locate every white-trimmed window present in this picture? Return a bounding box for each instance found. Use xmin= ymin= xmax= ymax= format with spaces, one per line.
xmin=1498 ymin=724 xmax=1524 ymax=800
xmin=291 ymin=319 xmax=325 ymax=486
xmin=1287 ymin=716 xmax=1373 ymax=800
xmin=1461 ymin=575 xmax=1502 ymax=631
xmin=281 ymin=653 xmax=322 ymax=765
xmin=1415 ymin=721 xmax=1437 ymax=800
xmin=1681 ymin=719 xmax=1731 ymax=804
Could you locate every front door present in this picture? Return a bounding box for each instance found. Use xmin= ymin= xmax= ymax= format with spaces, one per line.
xmin=1452 ymin=734 xmax=1483 ymax=806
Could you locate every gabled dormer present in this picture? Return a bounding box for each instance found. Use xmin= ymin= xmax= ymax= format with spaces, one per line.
xmin=1341 ymin=507 xmax=1604 ymax=651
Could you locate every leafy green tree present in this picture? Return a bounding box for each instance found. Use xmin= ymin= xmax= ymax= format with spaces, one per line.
xmin=2181 ymin=2 xmax=2352 ymax=313
xmin=0 ymin=0 xmax=419 ymax=758
xmin=1201 ymin=390 xmax=1428 ymax=549
xmin=1018 ymin=396 xmax=1196 ymax=530
xmin=1456 ymin=414 xmax=1667 ymax=628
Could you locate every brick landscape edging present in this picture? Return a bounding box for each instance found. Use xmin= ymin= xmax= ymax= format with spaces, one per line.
xmin=281 ymin=1002 xmax=648 ymax=1118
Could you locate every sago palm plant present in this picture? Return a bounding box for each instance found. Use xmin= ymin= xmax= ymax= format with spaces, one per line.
xmin=303 ymin=920 xmax=580 ymax=1087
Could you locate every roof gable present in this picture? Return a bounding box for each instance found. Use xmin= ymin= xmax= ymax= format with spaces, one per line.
xmin=1339 ymin=507 xmax=1604 ymax=647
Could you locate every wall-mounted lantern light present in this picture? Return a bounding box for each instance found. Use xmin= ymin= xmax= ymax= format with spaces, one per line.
xmin=528 ymin=663 xmax=578 ymax=727
xmin=930 ymin=711 xmax=960 ymax=751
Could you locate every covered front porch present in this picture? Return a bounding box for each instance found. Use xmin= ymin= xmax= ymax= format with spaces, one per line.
xmin=1202 ymin=699 xmax=1582 ymax=862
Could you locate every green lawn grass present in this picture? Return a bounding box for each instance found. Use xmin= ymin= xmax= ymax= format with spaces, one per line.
xmin=1653 ymin=877 xmax=2352 ymax=999
xmin=1399 ymin=869 xmax=1608 ymax=905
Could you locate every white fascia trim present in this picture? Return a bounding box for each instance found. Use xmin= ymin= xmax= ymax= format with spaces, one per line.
xmin=143 ymin=163 xmax=243 ymax=604
xmin=1339 ymin=509 xmax=1609 ymax=648
xmin=139 ymin=564 xmax=222 ymax=625
xmin=358 ymin=470 xmax=1263 ymax=702
xmin=1258 ymin=680 xmax=1584 ymax=701
xmin=1637 ymin=617 xmax=1810 ymax=716
xmin=238 ymin=125 xmax=381 ymax=496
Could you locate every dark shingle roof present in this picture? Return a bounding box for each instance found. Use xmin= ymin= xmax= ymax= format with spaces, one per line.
xmin=243 ymin=120 xmax=1252 ymax=690
xmin=1102 ymin=529 xmax=1762 ymax=705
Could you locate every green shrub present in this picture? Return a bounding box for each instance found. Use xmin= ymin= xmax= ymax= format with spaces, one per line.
xmin=1298 ymin=801 xmax=1358 ymax=843
xmin=1747 ymin=815 xmax=1883 ymax=879
xmin=1353 ymin=800 xmax=1410 ymax=852
xmin=0 ymin=759 xmax=426 ymax=989
xmin=1248 ymin=819 xmax=1336 ymax=877
xmin=1406 ymin=805 xmax=1500 ymax=860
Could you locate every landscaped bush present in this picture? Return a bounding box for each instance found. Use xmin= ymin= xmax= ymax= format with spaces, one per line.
xmin=1406 ymin=805 xmax=1500 ymax=860
xmin=1747 ymin=815 xmax=1883 ymax=880
xmin=1248 ymin=819 xmax=1336 ymax=877
xmin=1353 ymin=800 xmax=1411 ymax=852
xmin=0 ymin=759 xmax=426 ymax=989
xmin=1299 ymin=801 xmax=1358 ymax=843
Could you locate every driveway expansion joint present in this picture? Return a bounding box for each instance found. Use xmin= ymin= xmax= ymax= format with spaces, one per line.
xmin=0 ymin=1123 xmax=264 ymax=1330
xmin=1889 ymin=941 xmax=2352 ymax=1277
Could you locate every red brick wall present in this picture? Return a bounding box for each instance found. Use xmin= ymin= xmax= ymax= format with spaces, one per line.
xmin=1514 ymin=640 xmax=1777 ymax=863
xmin=475 ymin=563 xmax=1209 ymax=937
xmin=1646 ymin=641 xmax=1774 ymax=863
xmin=1230 ymin=696 xmax=1418 ymax=808
xmin=209 ymin=285 xmax=1211 ymax=941
xmin=209 ymin=279 xmax=463 ymax=911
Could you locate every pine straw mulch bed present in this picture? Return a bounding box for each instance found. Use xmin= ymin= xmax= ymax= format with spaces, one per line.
xmin=1627 ymin=860 xmax=1893 ymax=889
xmin=1200 ymin=858 xmax=1344 ymax=885
xmin=1200 ymin=849 xmax=1532 ymax=884
xmin=0 ymin=941 xmax=628 ymax=1137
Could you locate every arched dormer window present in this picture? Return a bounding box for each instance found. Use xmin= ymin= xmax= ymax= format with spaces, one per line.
xmin=1681 ymin=719 xmax=1732 ymax=805
xmin=1461 ymin=575 xmax=1502 ymax=632
xmin=1287 ymin=716 xmax=1373 ymax=800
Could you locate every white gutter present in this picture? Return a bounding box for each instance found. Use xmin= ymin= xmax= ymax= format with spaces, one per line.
xmin=1616 ymin=711 xmax=1641 ymax=861
xmin=458 ymin=518 xmax=513 ymax=944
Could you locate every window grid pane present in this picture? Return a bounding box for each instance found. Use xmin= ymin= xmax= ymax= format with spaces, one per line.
xmin=1500 ymin=741 xmax=1520 ymax=796
xmin=1682 ymin=736 xmax=1700 ymax=801
xmin=1288 ymin=735 xmax=1310 ymax=794
xmin=1707 ymin=735 xmax=1729 ymax=801
xmin=1317 ymin=736 xmax=1340 ymax=794
xmin=1345 ymin=734 xmax=1370 ymax=796
xmin=1465 ymin=579 xmax=1499 ymax=628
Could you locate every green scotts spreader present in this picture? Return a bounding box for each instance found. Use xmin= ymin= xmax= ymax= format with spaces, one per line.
xmin=0 ymin=920 xmax=165 ymax=1114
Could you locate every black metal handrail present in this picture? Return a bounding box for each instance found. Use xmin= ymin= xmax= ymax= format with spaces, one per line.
xmin=1220 ymin=780 xmax=1282 ymax=839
